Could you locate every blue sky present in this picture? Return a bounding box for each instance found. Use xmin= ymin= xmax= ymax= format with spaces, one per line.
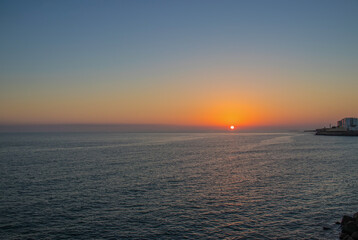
xmin=2 ymin=0 xmax=357 ymax=77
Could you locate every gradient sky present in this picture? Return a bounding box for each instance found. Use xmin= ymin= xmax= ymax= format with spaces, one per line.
xmin=1 ymin=0 xmax=358 ymax=129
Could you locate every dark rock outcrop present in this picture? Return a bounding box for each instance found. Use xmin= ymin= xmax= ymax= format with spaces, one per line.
xmin=340 ymin=212 xmax=358 ymax=240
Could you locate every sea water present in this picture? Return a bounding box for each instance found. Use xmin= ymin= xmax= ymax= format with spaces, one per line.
xmin=0 ymin=132 xmax=357 ymax=239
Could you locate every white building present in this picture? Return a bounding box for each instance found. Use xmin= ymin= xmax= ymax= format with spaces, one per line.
xmin=337 ymin=117 xmax=358 ymax=131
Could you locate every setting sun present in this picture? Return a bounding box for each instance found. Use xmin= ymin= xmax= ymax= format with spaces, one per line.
xmin=230 ymin=125 xmax=235 ymax=130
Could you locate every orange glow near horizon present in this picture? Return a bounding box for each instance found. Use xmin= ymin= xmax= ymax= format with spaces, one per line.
xmin=1 ymin=68 xmax=358 ymax=128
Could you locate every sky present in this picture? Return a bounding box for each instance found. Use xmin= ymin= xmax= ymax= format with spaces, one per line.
xmin=1 ymin=0 xmax=358 ymax=131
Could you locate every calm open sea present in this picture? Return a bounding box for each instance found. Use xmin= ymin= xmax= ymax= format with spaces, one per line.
xmin=1 ymin=132 xmax=357 ymax=239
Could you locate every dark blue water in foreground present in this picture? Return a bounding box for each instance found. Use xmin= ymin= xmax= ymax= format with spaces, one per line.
xmin=1 ymin=132 xmax=357 ymax=239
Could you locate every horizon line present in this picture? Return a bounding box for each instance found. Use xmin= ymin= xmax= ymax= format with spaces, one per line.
xmin=0 ymin=123 xmax=318 ymax=133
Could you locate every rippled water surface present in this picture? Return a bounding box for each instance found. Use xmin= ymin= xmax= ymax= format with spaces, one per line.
xmin=1 ymin=132 xmax=357 ymax=239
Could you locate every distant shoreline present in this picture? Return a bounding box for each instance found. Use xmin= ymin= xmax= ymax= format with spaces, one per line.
xmin=315 ymin=128 xmax=358 ymax=136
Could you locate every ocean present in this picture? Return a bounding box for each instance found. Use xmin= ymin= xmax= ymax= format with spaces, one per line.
xmin=0 ymin=132 xmax=357 ymax=239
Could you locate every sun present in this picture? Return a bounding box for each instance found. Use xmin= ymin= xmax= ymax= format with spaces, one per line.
xmin=230 ymin=125 xmax=235 ymax=130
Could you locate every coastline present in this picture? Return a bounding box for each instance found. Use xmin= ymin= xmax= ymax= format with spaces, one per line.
xmin=315 ymin=128 xmax=358 ymax=136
